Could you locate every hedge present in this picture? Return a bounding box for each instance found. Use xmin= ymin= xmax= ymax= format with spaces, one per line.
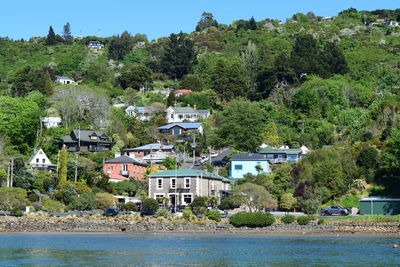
xmin=281 ymin=214 xmax=296 ymax=224
xmin=229 ymin=212 xmax=275 ymax=227
xmin=297 ymin=216 xmax=311 ymax=225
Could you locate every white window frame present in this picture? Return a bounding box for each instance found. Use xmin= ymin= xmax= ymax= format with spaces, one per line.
xmin=182 ymin=193 xmax=193 ymax=205
xmin=170 ymin=178 xmax=176 ymax=189
xmin=184 ymin=177 xmax=191 ymax=189
xmin=123 ymin=164 xmax=128 ymax=171
xmin=157 ymin=178 xmax=163 ymax=189
xmin=154 ymin=193 xmax=165 ymax=201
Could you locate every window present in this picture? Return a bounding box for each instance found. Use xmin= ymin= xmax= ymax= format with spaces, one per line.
xmin=184 ymin=178 xmax=191 ymax=188
xmin=123 ymin=164 xmax=128 ymax=171
xmin=155 ymin=194 xmax=164 ymax=202
xmin=36 ymin=158 xmax=39 ymax=163
xmin=234 ymin=165 xmax=243 ymax=170
xmin=42 ymin=159 xmax=45 ymax=163
xmin=157 ymin=178 xmax=163 ymax=189
xmin=107 ymin=166 xmax=113 ymax=173
xmin=90 ymin=135 xmax=98 ymax=140
xmin=173 ymin=128 xmax=181 ymax=135
xmin=171 ymin=178 xmax=176 ymax=189
xmin=183 ymin=194 xmax=192 ymax=204
xmin=171 ymin=114 xmax=174 ymax=119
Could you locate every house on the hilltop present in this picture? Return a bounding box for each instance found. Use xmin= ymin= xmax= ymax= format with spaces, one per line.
xmin=103 ymin=156 xmax=147 ymax=182
xmin=55 ymin=76 xmax=76 ymax=85
xmin=41 ymin=116 xmax=61 ymax=128
xmin=321 ymin=16 xmax=335 ymax=23
xmin=121 ymin=143 xmax=175 ymax=164
xmin=148 ymin=169 xmax=231 ymax=206
xmin=28 ymin=149 xmax=55 ymax=172
xmin=229 ymin=153 xmax=272 ymax=179
xmin=158 ymin=122 xmax=203 ymax=136
xmin=258 ymin=145 xmax=303 ymax=164
xmin=60 ymin=129 xmax=114 ymax=152
xmin=166 ymin=106 xmax=210 ymax=123
xmin=88 ymin=40 xmax=104 ymax=49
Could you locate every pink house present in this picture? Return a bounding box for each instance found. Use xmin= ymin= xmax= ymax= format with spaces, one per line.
xmin=103 ymin=156 xmax=147 ymax=182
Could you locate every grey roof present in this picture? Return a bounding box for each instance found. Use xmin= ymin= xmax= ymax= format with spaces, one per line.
xmin=360 ymin=196 xmax=400 ymax=201
xmin=231 ymin=153 xmax=268 ymax=161
xmin=104 ymin=156 xmax=147 ymax=166
xmin=158 ymin=122 xmax=202 ymax=130
xmin=149 ymin=169 xmax=229 ymax=182
xmin=56 ymin=76 xmax=74 ymax=80
xmin=172 ymin=107 xmax=209 ymax=114
xmin=61 ymin=129 xmax=112 ymax=143
xmin=123 ymin=143 xmax=174 ymax=151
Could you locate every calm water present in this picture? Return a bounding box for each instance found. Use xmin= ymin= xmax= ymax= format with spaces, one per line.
xmin=0 ymin=233 xmax=398 ymax=266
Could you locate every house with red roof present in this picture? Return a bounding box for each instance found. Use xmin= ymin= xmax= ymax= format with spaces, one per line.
xmin=103 ymin=156 xmax=147 ymax=182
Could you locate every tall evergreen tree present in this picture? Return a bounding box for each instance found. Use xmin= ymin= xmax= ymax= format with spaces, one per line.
xmin=290 ymin=34 xmax=321 ymax=78
xmin=248 ymin=16 xmax=257 ymax=30
xmin=108 ymin=31 xmax=133 ymax=60
xmin=161 ymin=32 xmax=196 ymax=79
xmin=264 ymin=122 xmax=281 ymax=147
xmin=46 ymin=26 xmax=57 ymax=45
xmin=59 ymin=147 xmax=68 ymax=185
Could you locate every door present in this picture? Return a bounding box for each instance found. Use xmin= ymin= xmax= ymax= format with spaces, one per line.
xmin=170 ymin=195 xmax=177 ymax=212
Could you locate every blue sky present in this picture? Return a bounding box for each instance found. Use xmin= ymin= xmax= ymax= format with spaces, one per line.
xmin=1 ymin=0 xmax=399 ymax=40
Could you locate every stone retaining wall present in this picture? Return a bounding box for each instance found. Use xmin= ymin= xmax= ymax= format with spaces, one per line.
xmin=0 ymin=217 xmax=399 ymax=235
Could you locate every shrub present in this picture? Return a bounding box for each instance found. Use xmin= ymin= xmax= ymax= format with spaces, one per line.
xmin=307 ymin=215 xmax=317 ymax=221
xmin=297 ymin=216 xmax=311 ymax=225
xmin=122 ymin=202 xmax=137 ymax=211
xmin=95 ymin=193 xmax=115 ymax=210
xmin=219 ymin=198 xmax=236 ymax=210
xmin=229 ymin=212 xmax=275 ymax=228
xmin=42 ymin=198 xmax=65 ymax=212
xmin=156 ymin=208 xmax=171 ymax=218
xmin=68 ymin=192 xmax=96 ymax=211
xmin=318 ymin=219 xmax=326 ymax=225
xmin=12 ymin=209 xmax=23 ymax=217
xmin=142 ymin=198 xmax=159 ymax=212
xmin=183 ymin=208 xmax=195 ymax=220
xmin=206 ymin=210 xmax=221 ymax=222
xmin=191 ymin=197 xmax=208 ymax=210
xmin=281 ymin=215 xmax=296 ymax=224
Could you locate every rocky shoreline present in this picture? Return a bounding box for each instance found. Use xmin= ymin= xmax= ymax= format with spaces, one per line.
xmin=0 ymin=216 xmax=399 ymax=236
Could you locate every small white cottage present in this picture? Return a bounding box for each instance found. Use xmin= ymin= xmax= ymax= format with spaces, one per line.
xmin=28 ymin=149 xmax=54 ymax=172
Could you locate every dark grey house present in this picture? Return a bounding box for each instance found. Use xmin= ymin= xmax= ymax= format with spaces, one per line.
xmin=60 ymin=129 xmax=114 ymax=152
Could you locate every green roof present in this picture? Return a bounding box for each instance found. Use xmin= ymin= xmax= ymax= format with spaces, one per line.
xmin=258 ymin=146 xmax=302 ymax=154
xmin=149 ymin=169 xmax=229 ymax=181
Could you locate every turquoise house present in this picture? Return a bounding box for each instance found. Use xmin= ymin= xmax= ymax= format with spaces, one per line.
xmin=229 ymin=153 xmax=272 ymax=179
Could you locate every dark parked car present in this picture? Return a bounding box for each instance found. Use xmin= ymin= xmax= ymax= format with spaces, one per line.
xmin=321 ymin=206 xmax=350 ymax=216
xmin=140 ymin=210 xmax=155 ymax=217
xmin=104 ymin=208 xmax=119 ymax=217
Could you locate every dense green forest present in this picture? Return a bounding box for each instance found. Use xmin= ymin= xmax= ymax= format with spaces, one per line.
xmin=0 ymin=8 xmax=399 ymax=213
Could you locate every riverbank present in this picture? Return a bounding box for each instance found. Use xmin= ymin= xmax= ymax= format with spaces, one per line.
xmin=0 ymin=215 xmax=399 ymax=236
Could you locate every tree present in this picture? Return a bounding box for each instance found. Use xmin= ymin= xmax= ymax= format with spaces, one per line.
xmin=296 ymin=186 xmax=321 ymax=214
xmin=95 ymin=193 xmax=115 ymax=210
xmin=111 ymin=180 xmax=137 ymax=196
xmin=212 ymin=57 xmax=247 ymax=102
xmin=118 ymin=64 xmax=153 ymax=89
xmin=69 ymin=192 xmax=97 ymax=211
xmin=248 ymin=16 xmax=257 ymax=30
xmin=264 ymin=122 xmax=281 ymax=147
xmin=142 ymin=198 xmax=159 ymax=211
xmin=162 ymin=157 xmax=177 ymax=170
xmin=216 ymin=99 xmax=266 ymax=151
xmin=292 ymin=86 xmax=320 ymax=115
xmin=180 ymin=74 xmax=203 ymax=91
xmin=320 ymin=42 xmax=348 ymax=77
xmin=183 ymin=92 xmax=211 ymax=109
xmin=42 ymin=198 xmax=65 ymax=212
xmin=0 ymin=188 xmax=27 ymax=211
xmin=46 ymin=26 xmax=57 ymax=45
xmin=233 ymin=183 xmax=277 ymax=212
xmin=108 ymin=31 xmax=133 ymax=60
xmin=241 ymin=41 xmax=258 ymax=96
xmin=196 ymin=12 xmax=218 ymax=31
xmin=12 ymin=66 xmax=54 ymax=97
xmin=161 ymin=32 xmax=196 ymax=79
xmin=0 ymin=97 xmax=41 ymax=153
xmin=62 ymin=22 xmax=73 ymax=44
xmin=290 ymin=34 xmax=321 ymax=78
xmin=59 ymin=147 xmax=68 ymax=184
xmin=279 ymin=193 xmax=297 ymax=214
xmin=166 ymin=92 xmax=176 ymax=107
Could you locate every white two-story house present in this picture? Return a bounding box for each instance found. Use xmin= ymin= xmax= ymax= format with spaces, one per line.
xmin=166 ymin=105 xmax=210 ymax=123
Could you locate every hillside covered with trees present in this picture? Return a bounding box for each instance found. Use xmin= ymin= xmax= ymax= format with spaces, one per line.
xmin=0 ymin=8 xmax=399 ymax=213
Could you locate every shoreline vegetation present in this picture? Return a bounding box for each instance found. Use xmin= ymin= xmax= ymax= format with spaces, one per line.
xmin=0 ymin=214 xmax=399 ymax=236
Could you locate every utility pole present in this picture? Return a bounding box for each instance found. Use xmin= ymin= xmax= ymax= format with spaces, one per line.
xmin=6 ymin=165 xmax=10 ymax=188
xmin=74 ymin=153 xmax=78 ymax=182
xmin=9 ymin=157 xmax=14 ymax=187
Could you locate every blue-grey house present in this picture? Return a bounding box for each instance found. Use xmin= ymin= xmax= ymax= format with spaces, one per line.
xmin=258 ymin=146 xmax=303 ymax=164
xmin=158 ymin=122 xmax=203 ymax=136
xmin=229 ymin=153 xmax=272 ymax=179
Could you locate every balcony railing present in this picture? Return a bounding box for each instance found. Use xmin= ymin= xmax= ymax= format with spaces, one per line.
xmin=120 ymin=170 xmax=129 ymax=176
